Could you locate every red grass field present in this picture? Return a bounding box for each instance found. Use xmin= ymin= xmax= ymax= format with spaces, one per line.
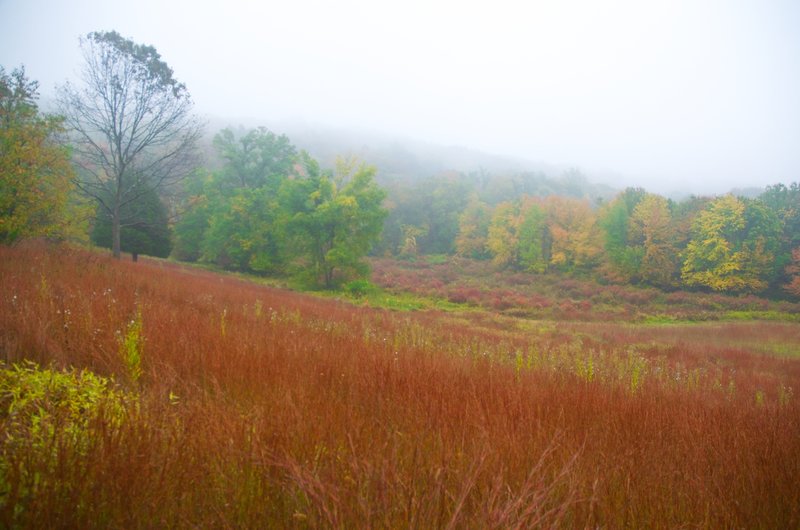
xmin=1 ymin=242 xmax=799 ymax=528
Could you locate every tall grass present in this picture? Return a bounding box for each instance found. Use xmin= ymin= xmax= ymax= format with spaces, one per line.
xmin=1 ymin=241 xmax=799 ymax=527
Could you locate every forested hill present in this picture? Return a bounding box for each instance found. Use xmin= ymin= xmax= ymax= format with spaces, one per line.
xmin=202 ymin=117 xmax=539 ymax=176
xmin=183 ymin=121 xmax=799 ymax=299
xmin=200 ymin=118 xmax=618 ymax=201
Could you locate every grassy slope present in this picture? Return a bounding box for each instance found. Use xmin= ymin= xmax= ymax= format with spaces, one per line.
xmin=1 ymin=242 xmax=799 ymax=528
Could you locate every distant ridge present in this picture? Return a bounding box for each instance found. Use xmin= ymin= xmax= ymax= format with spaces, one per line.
xmin=199 ymin=115 xmax=768 ymax=199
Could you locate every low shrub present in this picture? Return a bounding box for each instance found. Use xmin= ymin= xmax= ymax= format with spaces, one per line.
xmin=342 ymin=279 xmax=377 ymax=298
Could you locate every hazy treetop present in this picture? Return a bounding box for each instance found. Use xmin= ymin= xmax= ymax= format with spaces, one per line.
xmin=1 ymin=0 xmax=799 ymax=194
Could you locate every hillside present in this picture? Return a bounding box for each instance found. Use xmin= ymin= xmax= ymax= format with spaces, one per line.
xmin=199 ymin=118 xmax=618 ymax=197
xmin=1 ymin=242 xmax=799 ymax=527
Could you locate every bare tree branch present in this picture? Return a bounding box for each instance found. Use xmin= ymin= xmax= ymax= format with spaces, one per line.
xmin=58 ymin=30 xmax=203 ymax=258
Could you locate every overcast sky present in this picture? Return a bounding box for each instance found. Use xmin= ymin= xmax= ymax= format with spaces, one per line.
xmin=1 ymin=0 xmax=799 ymax=193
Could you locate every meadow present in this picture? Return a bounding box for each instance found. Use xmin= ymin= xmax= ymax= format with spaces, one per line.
xmin=370 ymin=256 xmax=800 ymax=322
xmin=1 ymin=242 xmax=799 ymax=528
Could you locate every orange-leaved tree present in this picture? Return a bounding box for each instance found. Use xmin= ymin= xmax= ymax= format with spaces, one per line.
xmin=543 ymin=196 xmax=600 ymax=272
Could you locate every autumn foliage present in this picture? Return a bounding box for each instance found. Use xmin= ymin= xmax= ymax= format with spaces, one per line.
xmin=1 ymin=242 xmax=799 ymax=527
xmin=786 ymin=248 xmax=800 ymax=297
xmin=448 ymin=186 xmax=800 ymax=297
xmin=0 ymin=67 xmax=78 ymax=243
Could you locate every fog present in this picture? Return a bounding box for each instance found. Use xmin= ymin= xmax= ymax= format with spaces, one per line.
xmin=2 ymin=0 xmax=799 ymax=194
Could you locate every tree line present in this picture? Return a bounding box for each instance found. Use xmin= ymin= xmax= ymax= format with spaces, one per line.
xmin=1 ymin=32 xmax=386 ymax=289
xmin=1 ymin=30 xmax=798 ymax=297
xmin=439 ymin=186 xmax=799 ymax=296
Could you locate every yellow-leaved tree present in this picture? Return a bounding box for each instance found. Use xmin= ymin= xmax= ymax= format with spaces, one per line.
xmin=1 ymin=66 xmax=79 ymax=243
xmin=629 ymin=194 xmax=678 ymax=287
xmin=455 ymin=196 xmax=491 ymax=260
xmin=486 ymin=201 xmax=521 ymax=267
xmin=681 ymin=195 xmax=780 ymax=292
xmin=543 ymin=196 xmax=601 ymax=271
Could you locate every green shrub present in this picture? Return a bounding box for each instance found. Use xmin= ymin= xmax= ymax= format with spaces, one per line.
xmin=342 ymin=279 xmax=376 ymax=298
xmin=0 ymin=362 xmax=137 ymax=512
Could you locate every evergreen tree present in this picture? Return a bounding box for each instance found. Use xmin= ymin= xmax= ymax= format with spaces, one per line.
xmin=92 ymin=187 xmax=171 ymax=260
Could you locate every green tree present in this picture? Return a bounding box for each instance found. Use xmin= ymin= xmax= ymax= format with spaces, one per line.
xmin=740 ymin=198 xmax=782 ymax=287
xmin=759 ymin=183 xmax=800 ymax=292
xmin=175 ymin=126 xmax=299 ymax=268
xmin=383 ymin=174 xmax=471 ymax=256
xmin=91 ymin=186 xmax=172 ymax=260
xmin=517 ymin=199 xmax=549 ymax=273
xmin=0 ymin=66 xmax=78 ymax=243
xmin=58 ymin=31 xmax=202 ymax=259
xmin=212 ymin=127 xmax=296 ymax=190
xmin=172 ymin=173 xmax=212 ymax=262
xmin=420 ymin=175 xmax=471 ymax=254
xmin=598 ymin=188 xmax=646 ymax=281
xmin=281 ymin=156 xmax=387 ymax=288
xmin=200 ymin=186 xmax=283 ymax=272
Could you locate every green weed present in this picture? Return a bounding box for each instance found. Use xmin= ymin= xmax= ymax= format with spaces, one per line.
xmin=120 ymin=307 xmax=144 ymax=385
xmin=0 ymin=362 xmax=136 ymax=520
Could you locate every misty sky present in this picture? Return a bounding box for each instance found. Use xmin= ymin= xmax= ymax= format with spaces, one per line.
xmin=1 ymin=0 xmax=799 ymax=193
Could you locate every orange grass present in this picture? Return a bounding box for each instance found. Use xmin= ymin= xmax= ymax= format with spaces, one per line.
xmin=1 ymin=241 xmax=799 ymax=528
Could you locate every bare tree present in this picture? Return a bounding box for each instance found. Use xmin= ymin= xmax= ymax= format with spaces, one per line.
xmin=58 ymin=31 xmax=202 ymax=258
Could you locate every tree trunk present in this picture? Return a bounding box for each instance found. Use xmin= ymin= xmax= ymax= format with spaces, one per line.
xmin=132 ymin=252 xmax=138 ymax=262
xmin=111 ymin=212 xmax=122 ymax=259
